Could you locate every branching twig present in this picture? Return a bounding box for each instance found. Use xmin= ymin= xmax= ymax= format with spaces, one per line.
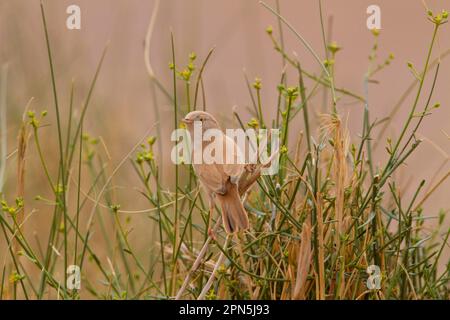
xmin=197 ymin=236 xmax=231 ymax=300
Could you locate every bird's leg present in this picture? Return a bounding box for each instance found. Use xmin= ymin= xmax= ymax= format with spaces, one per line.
xmin=207 ymin=193 xmax=215 ymax=240
xmin=208 ymin=227 xmax=216 ymax=241
xmin=208 ymin=194 xmax=217 ymax=240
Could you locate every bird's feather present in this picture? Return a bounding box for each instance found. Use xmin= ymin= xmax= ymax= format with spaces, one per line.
xmin=216 ymin=180 xmax=249 ymax=233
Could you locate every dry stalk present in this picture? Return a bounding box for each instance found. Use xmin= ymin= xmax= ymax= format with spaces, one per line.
xmin=14 ymin=106 xmax=31 ymax=252
xmin=316 ymin=192 xmax=326 ymax=300
xmin=174 ymin=218 xmax=221 ymax=299
xmin=197 ymin=236 xmax=231 ymax=300
xmin=292 ymin=222 xmax=312 ymax=299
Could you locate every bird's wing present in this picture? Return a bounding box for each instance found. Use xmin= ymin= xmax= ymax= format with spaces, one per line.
xmin=193 ymin=132 xmax=244 ymax=195
xmin=221 ymin=134 xmax=244 ymax=182
xmin=193 ymin=162 xmax=226 ymax=194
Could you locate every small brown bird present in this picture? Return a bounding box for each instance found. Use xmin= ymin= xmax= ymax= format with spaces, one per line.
xmin=182 ymin=111 xmax=249 ymax=234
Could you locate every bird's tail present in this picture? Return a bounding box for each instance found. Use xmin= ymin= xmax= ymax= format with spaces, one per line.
xmin=216 ymin=181 xmax=249 ymax=234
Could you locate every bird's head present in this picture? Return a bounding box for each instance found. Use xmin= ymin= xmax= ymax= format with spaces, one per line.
xmin=182 ymin=111 xmax=220 ymax=131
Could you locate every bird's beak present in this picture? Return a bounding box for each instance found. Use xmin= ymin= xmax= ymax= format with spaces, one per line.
xmin=181 ymin=118 xmax=193 ymax=124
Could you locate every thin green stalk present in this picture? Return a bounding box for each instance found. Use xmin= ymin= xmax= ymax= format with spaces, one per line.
xmin=391 ymin=24 xmax=439 ymax=157
xmin=0 ymin=265 xmax=5 ymax=299
xmin=260 ymin=1 xmax=337 ymax=106
xmin=40 ymin=1 xmax=69 ymax=293
xmin=155 ymin=169 xmax=168 ymax=295
xmin=73 ymin=124 xmax=83 ymax=267
xmin=186 ymin=82 xmax=191 ymax=113
xmin=243 ymin=70 xmax=259 ymax=117
xmin=193 ymin=47 xmax=215 ymax=109
xmin=255 ymin=85 xmax=265 ymax=129
xmin=275 ymin=70 xmax=286 ymax=128
xmin=64 ymin=81 xmax=75 ymax=169
xmin=0 ymin=65 xmax=8 ymax=193
xmin=297 ymin=63 xmax=311 ymax=153
xmin=275 ymin=0 xmax=286 ymax=70
xmin=363 ymin=74 xmax=374 ymax=177
xmin=0 ymin=220 xmax=29 ymax=299
xmin=67 ymin=45 xmax=108 ymax=172
xmin=318 ymin=0 xmax=329 ymax=61
xmin=170 ymin=32 xmax=180 ymax=295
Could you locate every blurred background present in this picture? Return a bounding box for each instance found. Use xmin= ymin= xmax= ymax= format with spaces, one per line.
xmin=0 ymin=0 xmax=449 ymax=296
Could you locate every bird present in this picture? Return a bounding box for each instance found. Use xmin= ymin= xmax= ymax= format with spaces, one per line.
xmin=181 ymin=111 xmax=249 ymax=234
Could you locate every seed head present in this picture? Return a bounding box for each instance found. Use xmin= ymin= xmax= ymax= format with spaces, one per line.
xmin=148 ymin=136 xmax=157 ymax=146
xmin=180 ymin=69 xmax=191 ymax=81
xmin=110 ymin=204 xmax=121 ymax=213
xmin=9 ymin=271 xmax=25 ymax=284
xmin=247 ymin=118 xmax=259 ymax=129
xmin=277 ymin=84 xmax=285 ymax=92
xmin=253 ymin=77 xmax=262 ymax=90
xmin=323 ymin=59 xmax=335 ymax=67
xmin=187 ymin=62 xmax=195 ymax=72
xmin=285 ymin=86 xmax=299 ymax=98
xmin=327 ymin=41 xmax=341 ymax=54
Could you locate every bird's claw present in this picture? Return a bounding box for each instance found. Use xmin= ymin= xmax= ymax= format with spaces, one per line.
xmin=208 ymin=228 xmax=217 ymax=241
